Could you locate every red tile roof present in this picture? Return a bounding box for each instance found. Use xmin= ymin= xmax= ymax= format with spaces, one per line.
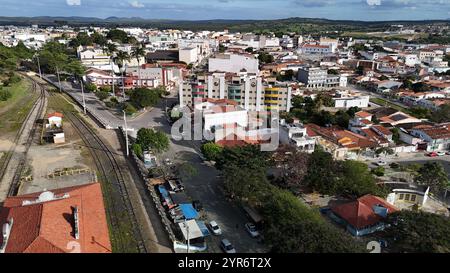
xmin=416 ymin=125 xmax=450 ymax=140
xmin=331 ymin=195 xmax=398 ymax=229
xmin=47 ymin=112 xmax=64 ymax=119
xmin=0 ymin=183 xmax=111 ymax=253
xmin=355 ymin=111 xmax=372 ymax=119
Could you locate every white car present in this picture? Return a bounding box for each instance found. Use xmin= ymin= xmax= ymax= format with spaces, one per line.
xmin=208 ymin=221 xmax=222 ymax=235
xmin=375 ymin=161 xmax=387 ymax=166
xmin=244 ymin=223 xmax=260 ymax=238
xmin=220 ymin=239 xmax=236 ymax=254
xmin=437 ymin=151 xmax=446 ymax=156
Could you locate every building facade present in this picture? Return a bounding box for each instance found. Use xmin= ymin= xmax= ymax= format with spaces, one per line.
xmin=179 ymin=74 xmax=292 ymax=112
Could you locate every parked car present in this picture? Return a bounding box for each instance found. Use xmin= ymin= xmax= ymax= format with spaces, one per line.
xmin=208 ymin=221 xmax=222 ymax=235
xmin=446 ymin=151 xmax=450 ymax=155
xmin=244 ymin=222 xmax=260 ymax=238
xmin=427 ymin=152 xmax=438 ymax=157
xmin=437 ymin=151 xmax=446 ymax=156
xmin=375 ymin=160 xmax=387 ymax=166
xmin=220 ymin=239 xmax=236 ymax=254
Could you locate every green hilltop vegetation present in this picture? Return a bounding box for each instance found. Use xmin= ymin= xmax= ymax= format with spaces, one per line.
xmin=0 ymin=16 xmax=449 ymax=34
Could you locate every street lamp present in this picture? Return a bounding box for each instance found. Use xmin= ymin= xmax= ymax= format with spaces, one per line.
xmin=56 ymin=66 xmax=62 ymax=93
xmin=80 ymin=78 xmax=86 ymax=115
xmin=184 ymin=219 xmax=190 ymax=254
xmin=122 ymin=110 xmax=129 ymax=157
xmin=120 ymin=64 xmax=127 ymax=99
xmin=34 ymin=53 xmax=42 ymax=79
xmin=111 ymin=60 xmax=116 ymax=98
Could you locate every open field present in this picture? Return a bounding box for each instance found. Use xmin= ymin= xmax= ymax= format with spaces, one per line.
xmin=370 ymin=97 xmax=408 ymax=112
xmin=341 ymin=31 xmax=428 ymax=40
xmin=0 ymin=78 xmax=37 ymax=135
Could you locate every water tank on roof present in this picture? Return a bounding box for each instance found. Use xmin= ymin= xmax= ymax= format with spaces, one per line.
xmin=38 ymin=191 xmax=55 ymax=202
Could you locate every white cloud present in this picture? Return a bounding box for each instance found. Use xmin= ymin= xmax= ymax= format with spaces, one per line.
xmin=366 ymin=0 xmax=381 ymax=5
xmin=129 ymin=1 xmax=145 ymax=8
xmin=66 ymin=0 xmax=81 ymax=6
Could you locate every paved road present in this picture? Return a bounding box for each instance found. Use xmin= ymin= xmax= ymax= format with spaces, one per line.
xmin=45 ymin=75 xmax=265 ymax=253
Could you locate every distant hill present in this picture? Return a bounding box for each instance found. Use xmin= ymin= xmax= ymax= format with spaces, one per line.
xmin=0 ymin=16 xmax=448 ymax=33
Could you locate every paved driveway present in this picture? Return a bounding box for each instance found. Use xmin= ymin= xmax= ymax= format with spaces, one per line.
xmin=45 ymin=75 xmax=266 ymax=253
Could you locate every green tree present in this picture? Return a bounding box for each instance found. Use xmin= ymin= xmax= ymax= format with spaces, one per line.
xmin=371 ymin=166 xmax=385 ymax=177
xmin=385 ymin=211 xmax=450 ymax=253
xmin=261 ymin=186 xmax=365 ymax=253
xmin=411 ymin=82 xmax=431 ymax=92
xmin=304 ymin=148 xmax=340 ymax=195
xmin=431 ymin=104 xmax=450 ymax=123
xmin=414 ymin=162 xmax=449 ymax=193
xmin=356 ymin=66 xmax=364 ymax=76
xmin=85 ymin=83 xmax=97 ymax=92
xmin=131 ymin=45 xmax=146 ymax=87
xmin=328 ymin=69 xmax=339 ymax=75
xmin=129 ymin=87 xmax=162 ymax=109
xmin=123 ymin=102 xmax=137 ymax=115
xmin=95 ymin=90 xmax=109 ymax=101
xmin=131 ymin=143 xmax=143 ymax=158
xmin=337 ymin=160 xmax=387 ymax=198
xmin=200 ymin=142 xmax=224 ymax=161
xmin=258 ymin=52 xmax=274 ymax=64
xmin=136 ymin=128 xmax=169 ymax=153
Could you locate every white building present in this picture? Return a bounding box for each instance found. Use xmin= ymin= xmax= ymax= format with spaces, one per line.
xmin=179 ymin=47 xmax=198 ymax=65
xmin=209 ymin=53 xmax=259 ymax=74
xmin=333 ymin=95 xmax=370 ymax=109
xmin=279 ymin=122 xmax=316 ymax=153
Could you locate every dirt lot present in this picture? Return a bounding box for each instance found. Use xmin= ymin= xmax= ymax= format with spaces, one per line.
xmin=17 ymin=93 xmax=97 ymax=195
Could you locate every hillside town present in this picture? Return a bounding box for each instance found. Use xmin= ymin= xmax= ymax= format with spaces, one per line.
xmin=1 ymin=19 xmax=450 ymax=255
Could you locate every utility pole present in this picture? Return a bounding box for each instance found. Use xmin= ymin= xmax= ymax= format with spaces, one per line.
xmin=80 ymin=78 xmax=86 ymax=115
xmin=123 ymin=110 xmax=129 ymax=157
xmin=111 ymin=60 xmax=115 ymax=97
xmin=56 ymin=66 xmax=62 ymax=93
xmin=35 ymin=53 xmax=42 ymax=79
xmin=185 ymin=219 xmax=190 ymax=254
xmin=121 ymin=64 xmax=127 ymax=98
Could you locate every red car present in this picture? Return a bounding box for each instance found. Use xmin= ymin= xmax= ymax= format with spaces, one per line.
xmin=427 ymin=152 xmax=438 ymax=157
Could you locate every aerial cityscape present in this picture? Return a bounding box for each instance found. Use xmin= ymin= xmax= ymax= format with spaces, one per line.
xmin=1 ymin=0 xmax=450 ymax=260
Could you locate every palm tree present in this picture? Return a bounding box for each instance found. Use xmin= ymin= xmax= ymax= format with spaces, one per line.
xmin=103 ymin=42 xmax=118 ymax=95
xmin=114 ymin=50 xmax=130 ymax=97
xmin=131 ymin=44 xmax=146 ymax=87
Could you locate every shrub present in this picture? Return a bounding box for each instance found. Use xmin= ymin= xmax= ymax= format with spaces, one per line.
xmin=0 ymin=89 xmax=12 ymax=101
xmin=132 ymin=143 xmax=143 ymax=158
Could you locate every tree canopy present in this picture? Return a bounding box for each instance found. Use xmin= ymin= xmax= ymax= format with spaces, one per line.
xmin=414 ymin=162 xmax=449 ymax=193
xmin=136 ymin=128 xmax=170 ymax=153
xmin=384 ymin=210 xmax=450 ymax=253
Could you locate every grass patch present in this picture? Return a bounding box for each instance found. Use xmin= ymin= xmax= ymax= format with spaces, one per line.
xmin=0 ymin=78 xmax=38 ymax=135
xmin=0 ymin=76 xmax=31 ymax=113
xmin=97 ymin=171 xmax=139 ymax=253
xmin=47 ymin=92 xmax=76 ymax=113
xmin=370 ymin=98 xmax=408 ymax=112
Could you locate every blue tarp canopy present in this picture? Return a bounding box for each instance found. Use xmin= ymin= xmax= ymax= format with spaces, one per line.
xmin=158 ymin=185 xmax=169 ymax=199
xmin=197 ymin=221 xmax=210 ymax=237
xmin=179 ymin=204 xmax=199 ymax=220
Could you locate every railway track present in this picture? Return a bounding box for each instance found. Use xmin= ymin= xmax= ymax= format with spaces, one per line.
xmin=65 ymin=112 xmax=147 ymax=253
xmin=0 ymin=75 xmax=47 ymax=199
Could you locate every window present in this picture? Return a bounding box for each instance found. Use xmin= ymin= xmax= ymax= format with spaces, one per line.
xmin=399 ymin=194 xmax=404 ymax=200
xmin=411 ymin=195 xmax=416 ymax=202
xmin=405 ymin=194 xmax=410 ymax=201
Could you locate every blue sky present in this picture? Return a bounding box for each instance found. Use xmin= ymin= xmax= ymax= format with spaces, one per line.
xmin=0 ymin=0 xmax=449 ymax=21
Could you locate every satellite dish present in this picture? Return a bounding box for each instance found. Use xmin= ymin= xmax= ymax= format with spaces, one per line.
xmin=38 ymin=191 xmax=55 ymax=202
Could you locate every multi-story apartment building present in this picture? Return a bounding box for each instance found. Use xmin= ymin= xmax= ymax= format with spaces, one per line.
xmin=179 ymin=73 xmax=292 ymax=112
xmin=297 ymin=67 xmax=347 ymax=89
